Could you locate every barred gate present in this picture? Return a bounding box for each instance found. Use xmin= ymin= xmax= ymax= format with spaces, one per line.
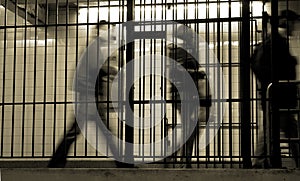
xmin=0 ymin=0 xmax=299 ymax=168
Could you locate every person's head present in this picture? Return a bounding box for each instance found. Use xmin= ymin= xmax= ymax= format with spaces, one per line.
xmin=278 ymin=10 xmax=299 ymax=36
xmin=176 ymin=24 xmax=195 ymax=44
xmin=98 ymin=20 xmax=109 ymax=30
xmin=97 ymin=20 xmax=116 ymax=41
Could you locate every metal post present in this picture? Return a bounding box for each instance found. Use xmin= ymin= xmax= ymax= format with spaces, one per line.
xmin=240 ymin=0 xmax=252 ymax=168
xmin=270 ymin=0 xmax=282 ymax=168
xmin=124 ymin=0 xmax=135 ymax=167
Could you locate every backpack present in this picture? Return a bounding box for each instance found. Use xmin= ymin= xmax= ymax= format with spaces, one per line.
xmin=250 ymin=35 xmax=297 ymax=87
xmin=250 ymin=35 xmax=298 ymax=109
xmin=250 ymin=39 xmax=272 ymax=86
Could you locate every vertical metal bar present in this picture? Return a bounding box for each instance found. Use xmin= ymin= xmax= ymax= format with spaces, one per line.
xmin=95 ymin=0 xmax=100 ymax=158
xmin=52 ymin=0 xmax=59 ymax=156
xmin=116 ymin=0 xmax=124 ymax=157
xmin=74 ymin=0 xmax=79 ymax=157
xmin=249 ymin=1 xmax=254 ymax=164
xmin=149 ymin=1 xmax=154 ymax=159
xmin=125 ymin=0 xmax=135 ymax=166
xmin=21 ymin=0 xmax=28 ymax=157
xmin=117 ymin=0 xmax=125 ymax=158
xmin=137 ymin=0 xmax=141 ymax=161
xmin=221 ymin=21 xmax=225 ymax=168
xmin=153 ymin=0 xmax=157 ymax=162
xmin=137 ymin=2 xmax=142 ymax=158
xmin=228 ymin=0 xmax=233 ymax=168
xmin=174 ymin=0 xmax=178 ymax=165
xmin=240 ymin=0 xmax=252 ymax=168
xmin=195 ymin=0 xmax=200 ymax=168
xmin=142 ymin=1 xmax=146 ymax=161
xmin=42 ymin=0 xmax=49 ymax=157
xmin=1 ymin=0 xmax=8 ymax=157
xmin=106 ymin=0 xmax=111 ymax=158
xmin=163 ymin=0 xmax=167 ymax=163
xmin=205 ymin=0 xmax=210 ymax=168
xmin=11 ymin=0 xmax=17 ymax=158
xmin=183 ymin=0 xmax=188 ymax=166
xmin=63 ymin=0 xmax=69 ymax=159
xmin=160 ymin=16 xmax=165 ymax=161
xmin=270 ymin=0 xmax=281 ymax=168
xmin=32 ymin=0 xmax=39 ymax=157
xmin=212 ymin=22 xmax=216 ymax=168
xmin=85 ymin=0 xmax=90 ymax=157
xmin=298 ymin=84 xmax=300 ymax=168
xmin=216 ymin=0 xmax=221 ymax=167
xmin=161 ymin=1 xmax=166 ymax=161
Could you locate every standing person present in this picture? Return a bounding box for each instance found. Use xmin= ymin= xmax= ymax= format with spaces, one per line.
xmin=166 ymin=25 xmax=211 ymax=168
xmin=251 ymin=10 xmax=299 ymax=168
xmin=48 ymin=21 xmax=123 ymax=168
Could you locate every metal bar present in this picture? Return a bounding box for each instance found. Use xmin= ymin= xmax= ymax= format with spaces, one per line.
xmin=95 ymin=0 xmax=100 ymax=158
xmin=142 ymin=0 xmax=146 ymax=159
xmin=84 ymin=0 xmax=89 ymax=157
xmin=106 ymin=0 xmax=111 ymax=157
xmin=269 ymin=0 xmax=281 ymax=168
xmin=73 ymin=0 xmax=79 ymax=157
xmin=216 ymin=0 xmax=222 ymax=167
xmin=51 ymin=0 xmax=59 ymax=157
xmin=31 ymin=0 xmax=39 ymax=157
xmin=21 ymin=0 xmax=28 ymax=157
xmin=42 ymin=0 xmax=49 ymax=157
xmin=195 ymin=0 xmax=200 ymax=168
xmin=63 ymin=0 xmax=69 ymax=159
xmin=249 ymin=1 xmax=254 ymax=163
xmin=16 ymin=0 xmax=244 ymax=4
xmin=240 ymin=0 xmax=252 ymax=168
xmin=137 ymin=1 xmax=142 ymax=158
xmin=125 ymin=0 xmax=135 ymax=166
xmin=10 ymin=0 xmax=17 ymax=158
xmin=0 ymin=0 xmax=8 ymax=157
xmin=228 ymin=0 xmax=233 ymax=168
xmin=0 ymin=17 xmax=249 ymax=29
xmin=205 ymin=0 xmax=210 ymax=168
xmin=213 ymin=22 xmax=217 ymax=168
xmin=118 ymin=0 xmax=125 ymax=159
xmin=131 ymin=31 xmax=166 ymax=40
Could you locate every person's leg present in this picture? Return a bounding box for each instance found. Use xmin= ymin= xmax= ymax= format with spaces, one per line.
xmin=281 ymin=113 xmax=299 ymax=167
xmin=96 ymin=98 xmax=132 ymax=168
xmin=252 ymin=97 xmax=270 ymax=168
xmin=252 ymin=127 xmax=270 ymax=168
xmin=182 ymin=124 xmax=197 ymax=168
xmin=48 ymin=121 xmax=81 ymax=168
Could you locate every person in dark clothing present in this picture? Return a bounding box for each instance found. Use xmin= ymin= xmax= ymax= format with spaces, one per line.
xmin=251 ymin=10 xmax=299 ymax=168
xmin=165 ymin=25 xmax=211 ymax=168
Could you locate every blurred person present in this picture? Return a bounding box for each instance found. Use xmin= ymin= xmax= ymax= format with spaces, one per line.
xmin=48 ymin=21 xmax=124 ymax=168
xmin=251 ymin=10 xmax=299 ymax=168
xmin=165 ymin=25 xmax=211 ymax=168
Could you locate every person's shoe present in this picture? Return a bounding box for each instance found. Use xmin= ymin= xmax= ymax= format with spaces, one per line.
xmin=115 ymin=161 xmax=136 ymax=168
xmin=47 ymin=159 xmax=66 ymax=168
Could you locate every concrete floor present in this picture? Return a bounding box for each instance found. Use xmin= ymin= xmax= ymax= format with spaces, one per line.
xmin=1 ymin=168 xmax=300 ymax=181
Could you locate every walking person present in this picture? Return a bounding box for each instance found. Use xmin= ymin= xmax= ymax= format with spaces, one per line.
xmin=166 ymin=25 xmax=211 ymax=168
xmin=251 ymin=10 xmax=299 ymax=168
xmin=48 ymin=21 xmax=123 ymax=168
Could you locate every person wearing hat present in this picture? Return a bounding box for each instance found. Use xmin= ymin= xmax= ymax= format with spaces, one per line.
xmin=251 ymin=9 xmax=299 ymax=168
xmin=279 ymin=9 xmax=299 ymax=36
